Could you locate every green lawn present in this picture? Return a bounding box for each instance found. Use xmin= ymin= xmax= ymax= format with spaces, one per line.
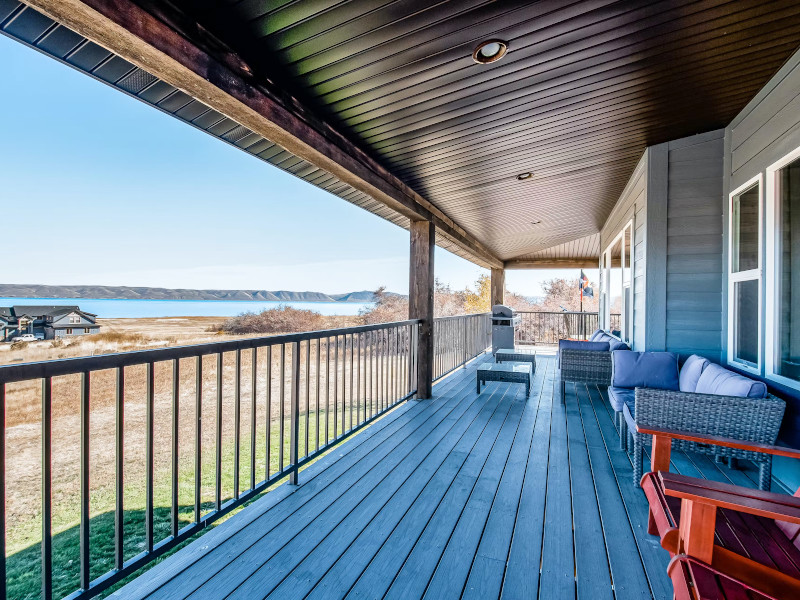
xmin=7 ymin=408 xmax=367 ymax=600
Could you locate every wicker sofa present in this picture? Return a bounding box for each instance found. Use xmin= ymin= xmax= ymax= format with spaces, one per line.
xmin=615 ymin=353 xmax=786 ymax=490
xmin=558 ymin=329 xmax=629 ymax=395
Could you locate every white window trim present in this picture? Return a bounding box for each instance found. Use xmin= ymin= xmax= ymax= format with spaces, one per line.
xmin=727 ymin=174 xmax=762 ymax=375
xmin=601 ymin=219 xmax=634 ymax=343
xmin=765 ymin=145 xmax=800 ymax=391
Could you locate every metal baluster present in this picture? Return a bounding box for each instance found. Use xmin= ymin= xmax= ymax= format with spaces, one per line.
xmin=349 ymin=333 xmax=354 ymax=431
xmin=334 ymin=336 xmax=339 ymax=438
xmin=215 ymin=353 xmax=223 ymax=511
xmin=145 ymin=362 xmax=155 ymax=552
xmin=325 ymin=338 xmax=330 ymax=445
xmin=250 ymin=348 xmax=257 ymax=492
xmin=356 ymin=332 xmax=361 ymax=424
xmin=115 ymin=367 xmax=124 ymax=570
xmin=290 ymin=341 xmax=300 ymax=485
xmin=280 ymin=344 xmax=285 ymax=472
xmin=80 ymin=373 xmax=90 ymax=590
xmin=41 ymin=377 xmax=53 ymax=600
xmin=305 ymin=339 xmax=310 ymax=457
xmin=234 ymin=349 xmax=241 ymax=500
xmin=195 ymin=356 xmax=202 ymax=522
xmin=266 ymin=346 xmax=272 ymax=480
xmin=315 ymin=338 xmax=321 ymax=453
xmin=171 ymin=360 xmax=179 ymax=538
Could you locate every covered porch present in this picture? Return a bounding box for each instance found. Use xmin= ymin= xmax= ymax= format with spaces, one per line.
xmin=1 ymin=1 xmax=800 ymax=599
xmin=115 ymin=352 xmax=769 ymax=600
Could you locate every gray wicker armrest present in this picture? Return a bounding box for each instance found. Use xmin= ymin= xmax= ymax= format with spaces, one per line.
xmin=559 ymin=348 xmax=612 ymax=385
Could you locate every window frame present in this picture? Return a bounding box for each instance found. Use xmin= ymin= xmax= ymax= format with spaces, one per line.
xmin=765 ymin=145 xmax=800 ymax=390
xmin=601 ymin=219 xmax=634 ymax=344
xmin=727 ymin=174 xmax=762 ymax=374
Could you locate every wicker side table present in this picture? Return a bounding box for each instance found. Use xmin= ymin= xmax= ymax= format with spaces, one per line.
xmin=477 ymin=363 xmax=532 ymax=396
xmin=495 ymin=348 xmax=536 ymax=372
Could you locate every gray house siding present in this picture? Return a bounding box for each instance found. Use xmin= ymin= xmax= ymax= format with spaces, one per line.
xmin=664 ymin=131 xmax=725 ymax=363
xmin=600 ymin=151 xmax=647 ymax=350
xmin=722 ymin=48 xmax=800 ymax=469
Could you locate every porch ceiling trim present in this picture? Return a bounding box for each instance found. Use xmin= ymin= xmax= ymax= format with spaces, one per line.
xmin=505 ymin=258 xmax=599 ymax=269
xmin=23 ymin=0 xmax=503 ymax=269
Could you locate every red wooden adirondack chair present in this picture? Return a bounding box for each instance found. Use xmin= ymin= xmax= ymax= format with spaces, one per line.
xmin=638 ymin=424 xmax=800 ymax=600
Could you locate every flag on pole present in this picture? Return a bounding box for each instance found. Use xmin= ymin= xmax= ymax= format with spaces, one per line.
xmin=580 ymin=270 xmax=594 ymax=298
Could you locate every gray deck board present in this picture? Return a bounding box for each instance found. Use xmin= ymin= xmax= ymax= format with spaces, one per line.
xmin=116 ymin=353 xmax=769 ymax=600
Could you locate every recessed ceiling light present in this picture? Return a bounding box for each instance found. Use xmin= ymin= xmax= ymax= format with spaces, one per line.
xmin=472 ymin=39 xmax=508 ymax=64
xmin=516 ymin=172 xmax=533 ymax=180
xmin=531 ymin=220 xmax=542 ymax=225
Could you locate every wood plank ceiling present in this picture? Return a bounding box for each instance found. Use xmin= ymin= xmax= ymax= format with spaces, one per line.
xmin=6 ymin=1 xmax=800 ymax=267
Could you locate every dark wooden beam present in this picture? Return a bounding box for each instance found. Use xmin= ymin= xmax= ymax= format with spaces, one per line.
xmin=409 ymin=220 xmax=434 ymax=400
xmin=505 ymin=258 xmax=599 ymax=269
xmin=491 ymin=268 xmax=505 ymax=308
xmin=23 ymin=0 xmax=503 ymax=270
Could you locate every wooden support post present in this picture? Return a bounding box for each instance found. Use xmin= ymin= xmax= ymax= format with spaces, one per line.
xmin=491 ymin=268 xmax=505 ymax=308
xmin=410 ymin=221 xmax=435 ymax=400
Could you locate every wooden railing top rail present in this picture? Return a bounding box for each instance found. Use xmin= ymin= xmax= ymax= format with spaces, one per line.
xmin=432 ymin=312 xmax=490 ymax=321
xmin=0 ymin=319 xmax=422 ymax=384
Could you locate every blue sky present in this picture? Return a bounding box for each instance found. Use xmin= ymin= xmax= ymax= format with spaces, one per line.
xmin=0 ymin=33 xmax=588 ymax=297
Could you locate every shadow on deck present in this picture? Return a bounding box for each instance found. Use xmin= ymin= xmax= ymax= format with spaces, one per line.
xmin=116 ymin=353 xmax=767 ymax=600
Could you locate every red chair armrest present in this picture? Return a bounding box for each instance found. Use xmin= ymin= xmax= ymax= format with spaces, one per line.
xmin=659 ymin=472 xmax=800 ymax=523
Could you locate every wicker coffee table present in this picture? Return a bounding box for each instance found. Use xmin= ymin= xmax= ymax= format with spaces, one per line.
xmin=495 ymin=348 xmax=536 ymax=372
xmin=477 ymin=363 xmax=532 ymax=396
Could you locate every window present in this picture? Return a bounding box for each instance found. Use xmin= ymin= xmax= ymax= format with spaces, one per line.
xmin=727 ymin=176 xmax=761 ymax=372
xmin=601 ymin=220 xmax=634 ymax=343
xmin=65 ymin=328 xmax=73 ymax=335
xmin=766 ymin=149 xmax=800 ymax=388
xmin=69 ymin=314 xmax=80 ymax=324
xmin=84 ymin=328 xmax=91 ymax=334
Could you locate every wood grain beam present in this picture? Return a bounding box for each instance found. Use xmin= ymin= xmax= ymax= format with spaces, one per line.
xmin=505 ymin=258 xmax=599 ymax=269
xmin=490 ymin=268 xmax=505 ymax=307
xmin=409 ymin=221 xmax=434 ymax=400
xmin=23 ymin=0 xmax=503 ymax=270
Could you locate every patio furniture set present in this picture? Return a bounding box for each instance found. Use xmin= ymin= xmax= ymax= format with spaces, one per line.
xmin=558 ymin=330 xmax=799 ymax=599
xmin=476 ymin=347 xmax=535 ymax=396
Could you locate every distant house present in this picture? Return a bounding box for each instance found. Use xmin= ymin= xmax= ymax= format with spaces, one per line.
xmin=0 ymin=306 xmax=100 ymax=340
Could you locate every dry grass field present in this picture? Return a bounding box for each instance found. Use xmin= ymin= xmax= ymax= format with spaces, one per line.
xmin=2 ymin=315 xmax=394 ymax=599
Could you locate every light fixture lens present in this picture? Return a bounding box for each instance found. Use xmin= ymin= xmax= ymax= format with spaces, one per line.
xmin=479 ymin=42 xmax=502 ymax=58
xmin=472 ymin=39 xmax=508 ymax=64
xmin=531 ymin=220 xmax=542 ymax=225
xmin=516 ymin=172 xmax=533 ymax=180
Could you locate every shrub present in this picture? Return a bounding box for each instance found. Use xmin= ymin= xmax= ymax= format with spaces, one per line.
xmin=360 ymin=288 xmax=409 ymax=324
xmin=222 ymin=305 xmax=327 ymax=335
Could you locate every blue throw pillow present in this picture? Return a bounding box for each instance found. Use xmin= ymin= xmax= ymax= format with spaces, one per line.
xmin=611 ymin=351 xmax=679 ymax=390
xmin=589 ymin=329 xmax=604 ymax=342
xmin=695 ymin=363 xmax=768 ymax=398
xmin=679 ymin=354 xmax=710 ymax=393
xmin=609 ymin=340 xmax=630 ymax=352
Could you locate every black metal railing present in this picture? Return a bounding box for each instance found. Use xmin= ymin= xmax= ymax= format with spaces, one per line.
xmin=432 ymin=313 xmax=491 ymax=380
xmin=0 ymin=319 xmax=419 ymax=600
xmin=515 ymin=312 xmax=622 ymax=344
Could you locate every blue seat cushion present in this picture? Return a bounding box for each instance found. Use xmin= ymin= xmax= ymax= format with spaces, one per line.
xmin=611 ymin=351 xmax=679 ymax=390
xmin=695 ymin=363 xmax=768 ymax=398
xmin=589 ymin=329 xmax=604 ymax=342
xmin=609 ymin=340 xmax=630 ymax=352
xmin=679 ymin=354 xmax=711 ymax=393
xmin=623 ymin=401 xmax=637 ymax=434
xmin=608 ymin=386 xmax=635 ymax=412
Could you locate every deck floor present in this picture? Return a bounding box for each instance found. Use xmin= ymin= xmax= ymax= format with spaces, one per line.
xmin=118 ymin=352 xmax=766 ymax=600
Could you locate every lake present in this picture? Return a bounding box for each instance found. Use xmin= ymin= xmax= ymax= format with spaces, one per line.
xmin=0 ymin=297 xmax=372 ymax=318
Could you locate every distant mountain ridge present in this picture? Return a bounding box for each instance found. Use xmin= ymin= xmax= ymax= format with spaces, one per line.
xmin=0 ymin=284 xmax=403 ymax=303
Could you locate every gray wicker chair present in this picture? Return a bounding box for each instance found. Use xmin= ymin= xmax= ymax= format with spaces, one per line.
xmin=559 ymin=348 xmax=612 ymax=395
xmin=626 ymin=387 xmax=786 ymax=490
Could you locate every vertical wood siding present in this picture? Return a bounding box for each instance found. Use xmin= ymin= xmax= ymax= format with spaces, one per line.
xmin=665 ymin=131 xmax=725 ymax=362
